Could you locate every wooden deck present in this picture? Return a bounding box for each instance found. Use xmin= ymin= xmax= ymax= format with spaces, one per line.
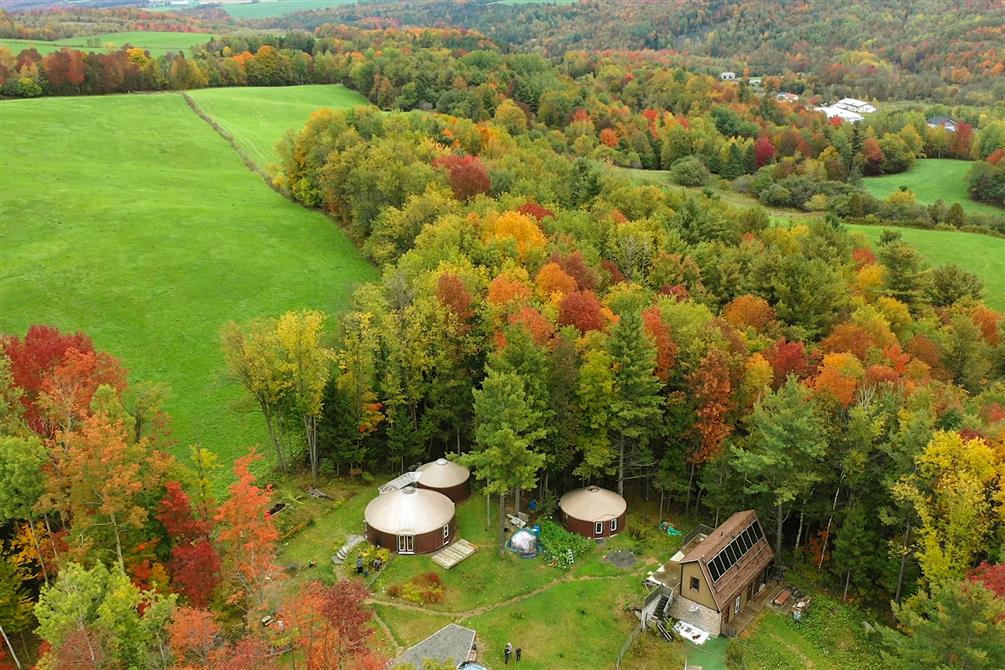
xmin=431 ymin=539 xmax=477 ymax=569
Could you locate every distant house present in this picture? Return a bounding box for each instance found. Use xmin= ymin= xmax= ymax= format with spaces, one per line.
xmin=927 ymin=116 xmax=959 ymax=132
xmin=832 ymin=97 xmax=876 ymax=114
xmin=814 ymin=105 xmax=864 ymax=123
xmin=720 ymin=71 xmax=736 ymax=81
xmin=748 ymin=77 xmax=763 ymax=87
xmin=665 ymin=510 xmax=774 ymax=637
xmin=775 ymin=92 xmax=799 ymax=103
xmin=393 ymin=624 xmax=478 ymax=669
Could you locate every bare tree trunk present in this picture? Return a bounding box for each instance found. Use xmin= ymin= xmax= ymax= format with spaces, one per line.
xmin=0 ymin=624 xmax=21 ymax=670
xmin=685 ymin=462 xmax=696 ymax=515
xmin=43 ymin=515 xmax=61 ymax=569
xmin=843 ymin=568 xmax=851 ymax=602
xmin=26 ymin=517 xmax=48 ymax=586
xmin=304 ymin=414 xmax=319 ymax=485
xmin=498 ymin=491 xmax=506 ymax=556
xmin=818 ymin=480 xmax=843 ymax=570
xmin=617 ymin=440 xmax=625 ymax=497
xmin=775 ymin=502 xmax=784 ymax=566
xmin=793 ymin=501 xmax=806 ymax=553
xmin=515 ymin=487 xmax=521 ymax=519
xmin=111 ymin=511 xmax=125 ymax=572
xmin=894 ymin=518 xmax=912 ymax=603
xmin=486 ymin=490 xmax=491 ymax=530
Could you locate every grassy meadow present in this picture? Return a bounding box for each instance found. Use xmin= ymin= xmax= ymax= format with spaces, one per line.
xmin=0 ymin=92 xmax=375 ymax=474
xmin=863 ymin=158 xmax=1005 ymax=217
xmin=187 ymin=85 xmax=370 ymax=169
xmin=846 ymin=224 xmax=1005 ymax=311
xmin=0 ymin=31 xmax=215 ymax=57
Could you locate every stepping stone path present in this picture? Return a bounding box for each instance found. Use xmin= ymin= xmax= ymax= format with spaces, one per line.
xmin=431 ymin=539 xmax=477 ymax=569
xmin=332 ymin=534 xmax=366 ymax=565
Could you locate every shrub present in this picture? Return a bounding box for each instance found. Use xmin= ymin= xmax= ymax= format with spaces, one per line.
xmin=669 ymin=156 xmax=710 ymax=187
xmin=538 ymin=519 xmax=593 ymax=569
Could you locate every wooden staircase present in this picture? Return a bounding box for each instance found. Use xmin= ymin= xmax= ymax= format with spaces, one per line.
xmin=431 ymin=539 xmax=477 ymax=569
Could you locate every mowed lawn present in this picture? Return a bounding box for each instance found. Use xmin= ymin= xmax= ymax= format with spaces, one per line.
xmin=187 ymin=85 xmax=370 ymax=169
xmin=863 ymin=158 xmax=1005 ymax=218
xmin=0 ymin=31 xmax=215 ymax=57
xmin=0 ymin=93 xmax=375 ymax=473
xmin=846 ymin=224 xmax=1005 ymax=311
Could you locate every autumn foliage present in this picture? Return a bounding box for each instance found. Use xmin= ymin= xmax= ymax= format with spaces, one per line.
xmin=432 ymin=154 xmax=491 ymax=200
xmin=557 ymin=291 xmax=606 ymax=334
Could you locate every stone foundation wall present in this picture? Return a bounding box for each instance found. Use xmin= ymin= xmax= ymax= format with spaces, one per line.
xmin=670 ymin=595 xmax=722 ymax=637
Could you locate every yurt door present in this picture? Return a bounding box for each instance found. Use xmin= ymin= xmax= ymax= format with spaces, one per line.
xmin=397 ymin=535 xmax=414 ymax=554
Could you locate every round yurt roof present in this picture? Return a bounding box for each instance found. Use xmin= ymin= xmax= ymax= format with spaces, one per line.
xmin=365 ymin=486 xmax=455 ymax=535
xmin=559 ymin=486 xmax=627 ymax=522
xmin=416 ymin=458 xmax=470 ymax=489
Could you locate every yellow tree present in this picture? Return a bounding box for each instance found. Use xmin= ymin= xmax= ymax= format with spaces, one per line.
xmin=894 ymin=431 xmax=1004 ymax=585
xmin=277 ymin=311 xmax=333 ymax=486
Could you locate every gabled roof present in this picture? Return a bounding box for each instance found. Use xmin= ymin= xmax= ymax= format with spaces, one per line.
xmin=393 ymin=623 xmax=476 ymax=669
xmin=680 ymin=510 xmax=774 ymax=611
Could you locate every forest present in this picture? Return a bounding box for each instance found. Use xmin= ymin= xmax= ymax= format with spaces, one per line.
xmin=2 ymin=2 xmax=1005 ymax=669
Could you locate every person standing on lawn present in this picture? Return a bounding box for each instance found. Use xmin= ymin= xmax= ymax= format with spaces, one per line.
xmin=504 ymin=642 xmax=513 ymax=664
xmin=516 ymin=647 xmax=522 ymax=662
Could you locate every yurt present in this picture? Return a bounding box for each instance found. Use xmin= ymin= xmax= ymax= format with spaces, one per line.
xmin=559 ymin=486 xmax=627 ymax=539
xmin=415 ymin=458 xmax=471 ymax=502
xmin=364 ymin=485 xmax=456 ymax=555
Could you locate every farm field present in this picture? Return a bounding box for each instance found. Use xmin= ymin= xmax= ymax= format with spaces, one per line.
xmin=0 ymin=31 xmax=216 ymax=56
xmin=863 ymin=158 xmax=1005 ymax=218
xmin=0 ymin=92 xmax=376 ymax=475
xmin=846 ymin=224 xmax=1005 ymax=311
xmin=187 ymin=85 xmax=370 ymax=168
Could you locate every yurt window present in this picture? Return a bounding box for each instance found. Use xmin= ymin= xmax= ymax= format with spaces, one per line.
xmin=594 ymin=522 xmax=603 ymax=535
xmin=443 ymin=524 xmax=450 ymax=542
xmin=610 ymin=518 xmax=618 ymax=532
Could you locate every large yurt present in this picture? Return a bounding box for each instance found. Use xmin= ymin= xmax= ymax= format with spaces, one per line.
xmin=559 ymin=486 xmax=627 ymax=539
xmin=415 ymin=458 xmax=471 ymax=502
xmin=364 ymin=485 xmax=456 ymax=555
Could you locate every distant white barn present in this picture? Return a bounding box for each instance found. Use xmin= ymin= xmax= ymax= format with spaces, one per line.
xmin=833 ymin=98 xmax=876 ymax=114
xmin=720 ymin=71 xmax=736 ymax=81
xmin=814 ymin=106 xmax=864 ymax=123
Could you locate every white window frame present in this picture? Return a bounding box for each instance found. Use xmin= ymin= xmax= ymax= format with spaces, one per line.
xmin=443 ymin=524 xmax=450 ymax=544
xmin=594 ymin=521 xmax=603 ymax=536
xmin=610 ymin=517 xmax=618 ymax=533
xmin=397 ymin=535 xmax=414 ymax=554
xmin=734 ymin=595 xmax=741 ymax=615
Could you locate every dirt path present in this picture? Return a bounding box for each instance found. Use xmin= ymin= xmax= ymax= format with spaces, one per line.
xmin=368 ymin=572 xmax=620 ymax=620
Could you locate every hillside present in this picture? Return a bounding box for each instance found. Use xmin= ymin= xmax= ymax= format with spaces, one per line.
xmin=0 ymin=92 xmax=376 ymax=470
xmin=863 ymin=159 xmax=1005 ymax=219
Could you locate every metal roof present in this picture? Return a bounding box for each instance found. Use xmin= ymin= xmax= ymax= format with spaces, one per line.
xmin=392 ymin=623 xmax=476 ymax=669
xmin=364 ymin=486 xmax=455 ymax=535
xmin=559 ymin=486 xmax=627 ymax=522
xmin=416 ymin=458 xmax=470 ymax=489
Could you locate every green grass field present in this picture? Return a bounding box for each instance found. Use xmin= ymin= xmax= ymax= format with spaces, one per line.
xmin=0 ymin=31 xmax=215 ymax=57
xmin=187 ymin=85 xmax=370 ymax=169
xmin=846 ymin=224 xmax=1005 ymax=311
xmin=0 ymin=93 xmax=375 ymax=473
xmin=863 ymin=158 xmax=1005 ymax=218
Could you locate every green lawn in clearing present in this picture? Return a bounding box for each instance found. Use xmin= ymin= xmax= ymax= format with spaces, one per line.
xmin=221 ymin=1 xmax=359 ymax=19
xmin=187 ymin=85 xmax=370 ymax=169
xmin=846 ymin=224 xmax=1005 ymax=311
xmin=734 ymin=593 xmax=883 ymax=670
xmin=863 ymin=158 xmax=1005 ymax=218
xmin=0 ymin=93 xmax=375 ymax=474
xmin=0 ymin=31 xmax=215 ymax=57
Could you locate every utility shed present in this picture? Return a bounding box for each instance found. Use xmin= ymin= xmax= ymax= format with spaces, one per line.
xmin=393 ymin=623 xmax=477 ymax=669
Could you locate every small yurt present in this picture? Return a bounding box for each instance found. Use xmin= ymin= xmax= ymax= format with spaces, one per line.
xmin=559 ymin=486 xmax=627 ymax=539
xmin=415 ymin=458 xmax=471 ymax=503
xmin=364 ymin=485 xmax=456 ymax=555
